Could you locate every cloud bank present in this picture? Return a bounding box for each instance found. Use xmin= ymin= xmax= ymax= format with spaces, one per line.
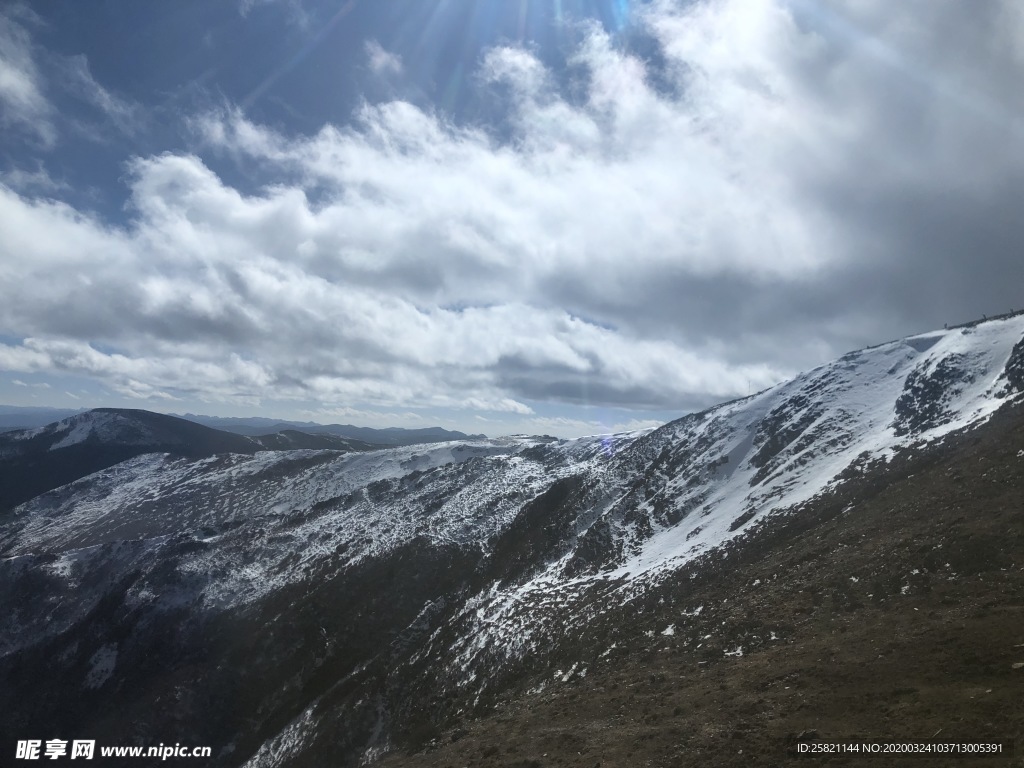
xmin=2 ymin=0 xmax=1024 ymax=434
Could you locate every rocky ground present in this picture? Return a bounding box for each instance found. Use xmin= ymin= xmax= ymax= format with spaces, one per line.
xmin=377 ymin=402 xmax=1024 ymax=768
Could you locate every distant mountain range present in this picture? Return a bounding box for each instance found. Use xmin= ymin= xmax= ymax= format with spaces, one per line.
xmin=175 ymin=413 xmax=486 ymax=444
xmin=0 ymin=409 xmax=260 ymax=512
xmin=0 ymin=406 xmax=486 ymax=445
xmin=0 ymin=408 xmax=482 ymax=512
xmin=0 ymin=405 xmax=85 ymax=431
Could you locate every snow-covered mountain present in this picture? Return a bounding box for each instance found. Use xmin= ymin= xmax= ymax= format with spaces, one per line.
xmin=0 ymin=408 xmax=263 ymax=455
xmin=585 ymin=315 xmax=1024 ymax=576
xmin=1 ymin=314 xmax=1023 ymax=766
xmin=0 ymin=409 xmax=264 ymax=513
xmin=0 ymin=409 xmax=388 ymax=512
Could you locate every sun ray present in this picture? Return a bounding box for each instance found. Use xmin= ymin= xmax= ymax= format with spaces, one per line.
xmin=241 ymin=0 xmax=358 ymax=110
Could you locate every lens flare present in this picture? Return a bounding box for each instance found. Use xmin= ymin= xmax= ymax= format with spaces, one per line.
xmin=242 ymin=0 xmax=637 ymax=122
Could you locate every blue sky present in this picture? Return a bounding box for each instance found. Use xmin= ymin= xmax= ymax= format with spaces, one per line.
xmin=3 ymin=1 xmax=632 ymax=217
xmin=2 ymin=0 xmax=1024 ymax=436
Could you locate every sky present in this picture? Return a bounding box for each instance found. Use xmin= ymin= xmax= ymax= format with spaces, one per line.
xmin=1 ymin=0 xmax=1023 ymax=437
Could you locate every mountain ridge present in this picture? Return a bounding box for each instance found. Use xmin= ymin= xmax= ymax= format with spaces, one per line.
xmin=0 ymin=409 xmax=486 ymax=512
xmin=176 ymin=413 xmax=488 ymax=444
xmin=0 ymin=408 xmax=264 ymax=513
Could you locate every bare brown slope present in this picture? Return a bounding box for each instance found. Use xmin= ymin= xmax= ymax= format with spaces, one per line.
xmin=378 ymin=402 xmax=1024 ymax=768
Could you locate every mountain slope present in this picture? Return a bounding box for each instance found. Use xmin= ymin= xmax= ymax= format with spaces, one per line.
xmin=0 ymin=409 xmax=263 ymax=512
xmin=249 ymin=430 xmax=380 ymax=452
xmin=581 ymin=317 xmax=1023 ymax=578
xmin=1 ymin=315 xmax=1023 ymax=766
xmin=0 ymin=409 xmax=395 ymax=513
xmin=380 ymin=398 xmax=1024 ymax=767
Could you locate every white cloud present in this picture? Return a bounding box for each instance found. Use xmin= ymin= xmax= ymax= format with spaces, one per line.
xmin=61 ymin=54 xmax=141 ymax=135
xmin=1 ymin=166 xmax=69 ymax=194
xmin=0 ymin=6 xmax=142 ymax=149
xmin=3 ymin=0 xmax=1024 ymax=435
xmin=0 ymin=152 xmax=786 ymax=414
xmin=299 ymin=406 xmax=426 ymax=425
xmin=365 ymin=40 xmax=402 ymax=77
xmin=0 ymin=6 xmax=55 ymax=146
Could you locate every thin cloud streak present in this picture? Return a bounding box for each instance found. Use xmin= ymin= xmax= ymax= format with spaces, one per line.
xmin=0 ymin=6 xmax=55 ymax=146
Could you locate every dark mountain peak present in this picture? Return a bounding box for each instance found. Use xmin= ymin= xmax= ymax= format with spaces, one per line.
xmin=1 ymin=408 xmax=259 ymax=456
xmin=0 ymin=409 xmax=261 ymax=512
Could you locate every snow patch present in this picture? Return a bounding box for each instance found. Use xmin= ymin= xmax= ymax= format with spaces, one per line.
xmin=84 ymin=644 xmax=117 ymax=689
